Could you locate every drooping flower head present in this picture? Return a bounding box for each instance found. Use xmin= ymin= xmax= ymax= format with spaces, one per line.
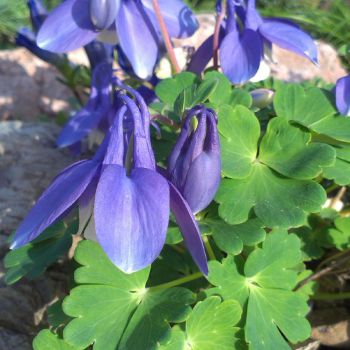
xmin=12 ymin=84 xmax=208 ymax=274
xmin=168 ymin=106 xmax=221 ymax=214
xmin=189 ymin=0 xmax=318 ymax=84
xmin=17 ymin=0 xmax=114 ymax=71
xmin=222 ymin=0 xmax=318 ymax=84
xmin=36 ymin=0 xmax=198 ymax=79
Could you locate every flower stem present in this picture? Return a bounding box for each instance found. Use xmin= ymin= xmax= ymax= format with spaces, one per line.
xmin=204 ymin=236 xmax=216 ymax=260
xmin=213 ymin=3 xmax=225 ymax=70
xmin=311 ymin=292 xmax=350 ymax=300
xmin=152 ymin=0 xmax=181 ymax=74
xmin=150 ymin=272 xmax=204 ymax=291
xmin=326 ymin=183 xmax=339 ymax=194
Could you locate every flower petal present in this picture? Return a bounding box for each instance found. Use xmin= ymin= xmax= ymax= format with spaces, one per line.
xmin=116 ymin=1 xmax=160 ymax=79
xmin=220 ymin=28 xmax=263 ymax=84
xmin=182 ymin=152 xmax=221 ymax=214
xmin=142 ymin=0 xmax=198 ymax=38
xmin=259 ymin=19 xmax=318 ymax=64
xmin=168 ymin=181 xmax=208 ymax=275
xmin=16 ymin=28 xmax=66 ymax=66
xmin=336 ymin=75 xmax=350 ymax=116
xmin=57 ymin=108 xmax=104 ymax=147
xmin=11 ymin=160 xmax=101 ymax=249
xmin=37 ymin=0 xmax=98 ymax=53
xmin=187 ymin=34 xmax=214 ymax=74
xmin=78 ymin=178 xmax=98 ymax=235
xmin=94 ymin=165 xmax=170 ymax=273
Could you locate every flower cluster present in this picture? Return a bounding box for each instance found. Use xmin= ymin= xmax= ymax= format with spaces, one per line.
xmin=12 ymin=0 xmax=321 ymax=276
xmin=12 ymin=84 xmax=222 ymax=274
xmin=36 ymin=0 xmax=198 ymax=79
xmin=189 ymin=0 xmax=318 ymax=84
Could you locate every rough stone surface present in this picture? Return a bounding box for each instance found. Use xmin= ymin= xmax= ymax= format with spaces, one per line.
xmin=0 ymin=48 xmax=73 ymax=121
xmin=310 ymin=307 xmax=350 ymax=348
xmin=0 ymin=234 xmax=68 ymax=350
xmin=0 ymin=121 xmax=74 ymax=234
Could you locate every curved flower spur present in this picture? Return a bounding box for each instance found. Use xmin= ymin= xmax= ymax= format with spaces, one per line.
xmin=57 ymin=62 xmax=114 ymax=148
xmin=168 ymin=106 xmax=221 ymax=214
xmin=11 ymin=85 xmax=208 ymax=275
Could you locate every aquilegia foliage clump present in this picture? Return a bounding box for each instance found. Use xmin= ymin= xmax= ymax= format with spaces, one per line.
xmin=9 ymin=1 xmax=350 ymax=349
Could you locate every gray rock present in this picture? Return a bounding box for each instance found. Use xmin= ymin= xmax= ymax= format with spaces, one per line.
xmin=0 ymin=327 xmax=32 ymax=350
xmin=0 ymin=48 xmax=73 ymax=121
xmin=0 ymin=121 xmax=74 ymax=234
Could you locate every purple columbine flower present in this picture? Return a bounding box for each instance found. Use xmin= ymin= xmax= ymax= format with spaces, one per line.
xmin=168 ymin=106 xmax=221 ymax=214
xmin=189 ymin=0 xmax=317 ymax=84
xmin=335 ymin=75 xmax=350 ymax=116
xmin=57 ymin=62 xmax=114 ymax=148
xmin=221 ymin=0 xmax=318 ymax=84
xmin=11 ymin=85 xmax=208 ymax=274
xmin=36 ymin=0 xmax=198 ymax=79
xmin=18 ymin=0 xmax=114 ymax=72
xmin=16 ymin=0 xmax=67 ymax=67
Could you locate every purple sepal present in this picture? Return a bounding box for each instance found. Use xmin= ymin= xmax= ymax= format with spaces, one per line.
xmin=168 ymin=180 xmax=208 ymax=275
xmin=11 ymin=160 xmax=101 ymax=249
xmin=37 ymin=0 xmax=98 ymax=53
xmin=57 ymin=62 xmax=113 ymax=147
xmin=27 ymin=0 xmax=47 ymax=32
xmin=336 ymin=75 xmax=350 ymax=116
xmin=259 ymin=20 xmax=318 ymax=64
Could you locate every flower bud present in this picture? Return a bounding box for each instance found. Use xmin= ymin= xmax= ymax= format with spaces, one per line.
xmin=90 ymin=0 xmax=119 ymax=31
xmin=168 ymin=106 xmax=221 ymax=214
xmin=250 ymin=88 xmax=274 ymax=109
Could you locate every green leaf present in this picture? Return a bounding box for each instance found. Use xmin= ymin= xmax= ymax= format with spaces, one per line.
xmin=205 ymin=218 xmax=266 ymax=255
xmin=192 ymin=77 xmax=219 ymax=105
xmin=216 ymin=165 xmax=326 ymax=228
xmin=62 ymin=241 xmax=195 ymax=350
xmin=157 ymin=327 xmax=186 ymax=350
xmin=293 ymin=215 xmax=333 ymax=260
xmin=33 ymin=330 xmax=76 ymax=350
xmin=216 ymin=107 xmax=330 ymax=228
xmin=218 ymin=105 xmax=260 ymax=179
xmin=174 ymin=78 xmax=219 ymax=116
xmin=323 ymin=144 xmax=350 ymax=185
xmin=227 ymin=89 xmax=252 ymax=108
xmin=274 ymin=84 xmax=350 ymax=142
xmin=327 ymin=217 xmax=350 ymax=250
xmin=204 ymin=71 xmax=232 ymax=105
xmin=185 ymin=297 xmax=242 ymax=350
xmin=259 ymin=118 xmax=335 ymax=179
xmin=118 ymin=288 xmax=195 ymax=350
xmin=174 ymin=86 xmax=196 ymax=116
xmin=48 ymin=299 xmax=72 ymax=331
xmin=207 ymin=230 xmax=311 ymax=349
xmin=155 ymin=72 xmax=198 ymax=106
xmin=159 ymin=297 xmax=243 ymax=350
xmin=296 ymin=270 xmax=318 ymax=299
xmin=4 ymin=221 xmax=74 ymax=284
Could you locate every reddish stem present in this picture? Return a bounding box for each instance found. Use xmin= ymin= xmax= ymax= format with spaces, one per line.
xmin=213 ymin=7 xmax=225 ymax=70
xmin=152 ymin=0 xmax=181 ymax=74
